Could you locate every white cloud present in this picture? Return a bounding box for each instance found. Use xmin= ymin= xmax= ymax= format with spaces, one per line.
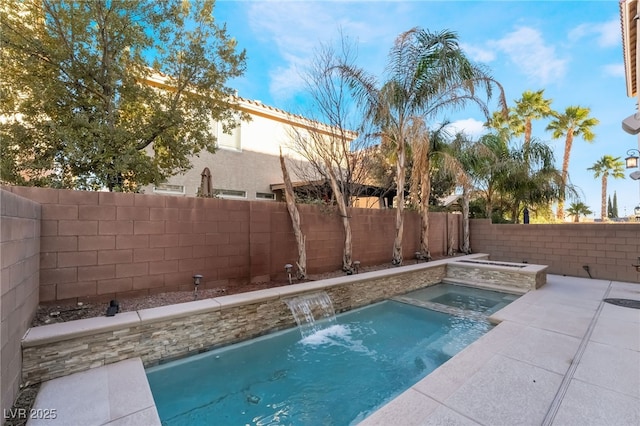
xmin=489 ymin=27 xmax=567 ymax=85
xmin=602 ymin=63 xmax=625 ymax=78
xmin=445 ymin=118 xmax=487 ymax=139
xmin=461 ymin=43 xmax=496 ymax=63
xmin=569 ymin=19 xmax=620 ymax=48
xmin=245 ymin=2 xmax=399 ymax=104
xmin=269 ymin=63 xmax=306 ymax=103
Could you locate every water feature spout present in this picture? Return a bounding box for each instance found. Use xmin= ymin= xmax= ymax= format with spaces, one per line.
xmin=284 ymin=291 xmax=337 ymax=338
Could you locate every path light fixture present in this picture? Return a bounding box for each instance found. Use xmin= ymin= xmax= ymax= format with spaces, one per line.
xmin=284 ymin=264 xmax=293 ymax=285
xmin=193 ymin=274 xmax=203 ymax=299
xmin=625 ymin=149 xmax=639 ymax=169
xmin=632 ymin=257 xmax=640 ymax=273
xmin=415 ymin=251 xmax=428 ymax=263
xmin=106 ymin=300 xmax=119 ymax=317
xmin=353 ymin=261 xmax=361 ymax=274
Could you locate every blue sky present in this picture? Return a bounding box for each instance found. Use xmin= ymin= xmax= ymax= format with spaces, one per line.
xmin=215 ymin=0 xmax=639 ymax=218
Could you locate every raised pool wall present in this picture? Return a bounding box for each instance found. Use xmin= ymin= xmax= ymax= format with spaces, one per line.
xmin=445 ymin=258 xmax=547 ymax=292
xmin=22 ymin=260 xmax=451 ymax=385
xmin=20 ymin=254 xmax=548 ymax=386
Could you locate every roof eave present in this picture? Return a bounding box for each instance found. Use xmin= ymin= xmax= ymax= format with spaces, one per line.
xmin=621 ymin=0 xmax=638 ymax=98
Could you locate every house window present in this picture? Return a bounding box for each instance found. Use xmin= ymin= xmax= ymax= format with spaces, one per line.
xmin=256 ymin=192 xmax=275 ymax=200
xmin=214 ymin=188 xmax=246 ymax=199
xmin=153 ymin=183 xmax=185 ymax=195
xmin=216 ymin=121 xmax=241 ymax=150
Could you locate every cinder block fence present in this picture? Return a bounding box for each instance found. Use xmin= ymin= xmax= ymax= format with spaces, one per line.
xmin=2 ymin=186 xmax=460 ymax=304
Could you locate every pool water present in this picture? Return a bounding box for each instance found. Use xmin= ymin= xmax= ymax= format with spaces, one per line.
xmin=146 ymin=300 xmax=492 ymax=425
xmin=399 ymin=283 xmax=520 ymax=316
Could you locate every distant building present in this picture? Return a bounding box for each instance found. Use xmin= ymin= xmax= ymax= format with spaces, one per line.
xmin=141 ymin=95 xmax=358 ymax=202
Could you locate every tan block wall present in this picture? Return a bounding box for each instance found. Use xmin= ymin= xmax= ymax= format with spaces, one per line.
xmin=5 ymin=186 xmax=460 ymax=303
xmin=22 ymin=264 xmax=446 ymax=385
xmin=1 ymin=191 xmax=40 ymax=417
xmin=470 ymin=219 xmax=640 ymax=283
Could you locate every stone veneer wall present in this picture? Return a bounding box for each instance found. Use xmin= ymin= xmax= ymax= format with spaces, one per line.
xmin=445 ymin=259 xmax=547 ymax=292
xmin=22 ymin=263 xmax=447 ymax=385
xmin=1 ymin=191 xmax=41 ymax=417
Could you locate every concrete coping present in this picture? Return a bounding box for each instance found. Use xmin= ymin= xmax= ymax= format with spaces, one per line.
xmin=20 ymin=256 xmax=463 ymax=349
xmin=22 ymin=312 xmax=141 ymax=347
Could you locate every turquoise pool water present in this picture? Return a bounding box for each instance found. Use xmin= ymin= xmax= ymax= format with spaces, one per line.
xmin=400 ymin=283 xmax=520 ymax=315
xmin=147 ymin=300 xmax=492 ymax=425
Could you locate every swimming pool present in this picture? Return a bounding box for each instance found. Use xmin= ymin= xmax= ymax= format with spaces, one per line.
xmin=147 ymin=297 xmax=494 ymax=425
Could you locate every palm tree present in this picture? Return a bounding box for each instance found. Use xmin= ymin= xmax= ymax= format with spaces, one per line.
xmin=547 ymin=106 xmax=599 ymax=220
xmin=448 ymin=132 xmax=480 ymax=253
xmin=408 ymin=121 xmax=455 ymax=259
xmin=566 ymin=202 xmax=593 ymax=222
xmin=512 ymin=90 xmax=553 ymax=165
xmin=588 ymin=155 xmax=625 ymax=221
xmin=337 ymin=27 xmax=506 ymax=264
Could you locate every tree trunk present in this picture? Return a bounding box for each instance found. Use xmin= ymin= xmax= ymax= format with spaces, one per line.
xmin=326 ymin=164 xmax=353 ymax=272
xmin=557 ymin=131 xmax=574 ymax=220
xmin=600 ymin=175 xmax=607 ymax=221
xmin=419 ymin=164 xmax=432 ymax=260
xmin=461 ymin=186 xmax=471 ymax=254
xmin=523 ymin=119 xmax=532 ymax=167
xmin=447 ymin=214 xmax=455 ymax=256
xmin=392 ymin=140 xmax=406 ymax=265
xmin=484 ymin=187 xmax=493 ymax=220
xmin=279 ymin=149 xmax=306 ymax=278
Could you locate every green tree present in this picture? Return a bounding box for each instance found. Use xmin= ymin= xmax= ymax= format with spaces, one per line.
xmin=337 ymin=28 xmax=505 ymax=264
xmin=0 ymin=0 xmax=246 ymax=191
xmin=566 ymin=202 xmax=593 ymax=222
xmin=546 ymin=106 xmax=599 ymax=220
xmin=499 ymin=138 xmax=566 ymax=223
xmin=613 ymin=191 xmax=619 ymax=218
xmin=469 ymin=133 xmax=514 ymax=220
xmin=588 ymin=156 xmax=625 ymax=221
xmin=607 ymin=195 xmax=613 ymax=219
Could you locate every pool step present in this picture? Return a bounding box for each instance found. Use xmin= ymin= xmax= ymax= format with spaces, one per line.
xmin=391 ymin=296 xmax=487 ymax=321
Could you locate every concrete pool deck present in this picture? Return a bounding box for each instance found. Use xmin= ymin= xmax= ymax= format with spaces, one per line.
xmin=28 ymin=274 xmax=639 ymax=425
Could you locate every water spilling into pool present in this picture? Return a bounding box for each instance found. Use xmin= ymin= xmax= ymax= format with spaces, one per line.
xmin=147 ymin=299 xmax=494 ymax=425
xmin=284 ymin=292 xmax=337 ymax=338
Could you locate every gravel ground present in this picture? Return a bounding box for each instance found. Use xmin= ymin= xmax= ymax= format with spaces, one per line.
xmin=32 ymin=284 xmax=275 ymax=327
xmin=31 ymin=263 xmax=400 ymax=327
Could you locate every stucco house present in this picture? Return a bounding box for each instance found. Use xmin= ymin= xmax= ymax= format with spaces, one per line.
xmin=141 ymin=93 xmax=365 ymax=202
xmin=620 ymin=0 xmax=640 ymax=158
